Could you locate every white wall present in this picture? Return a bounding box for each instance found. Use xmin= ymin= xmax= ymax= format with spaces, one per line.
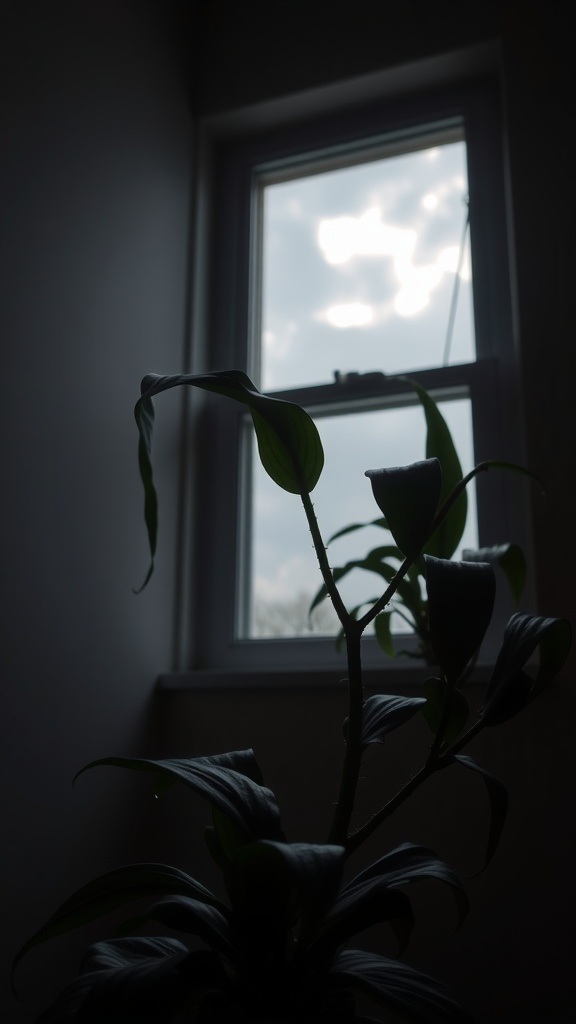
xmin=0 ymin=2 xmax=192 ymax=1018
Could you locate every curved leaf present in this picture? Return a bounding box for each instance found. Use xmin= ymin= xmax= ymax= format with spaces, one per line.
xmin=365 ymin=459 xmax=442 ymax=560
xmin=134 ymin=371 xmax=324 ymax=588
xmin=450 ymin=755 xmax=508 ymax=870
xmin=463 ymin=543 xmax=526 ymax=604
xmin=77 ymin=936 xmax=192 ymax=1021
xmin=75 ymin=751 xmax=283 ymax=843
xmin=330 ymin=948 xmax=474 ymax=1023
xmin=344 ymin=694 xmax=426 ymax=749
xmin=327 ymin=517 xmax=389 ymax=544
xmin=115 ymin=896 xmax=234 ymax=959
xmin=425 ymin=556 xmax=495 ymax=684
xmin=12 ymin=863 xmax=220 ymax=981
xmin=401 ymin=378 xmax=467 ymax=560
xmin=230 ymin=841 xmax=345 ymax=949
xmin=340 ymin=843 xmax=468 ymax=929
xmin=314 ymin=884 xmax=413 ymax=961
xmin=483 ymin=614 xmax=572 ymax=725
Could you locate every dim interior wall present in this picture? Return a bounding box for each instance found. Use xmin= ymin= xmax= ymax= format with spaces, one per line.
xmin=0 ymin=1 xmax=192 ymax=1019
xmin=2 ymin=2 xmax=575 ymax=1023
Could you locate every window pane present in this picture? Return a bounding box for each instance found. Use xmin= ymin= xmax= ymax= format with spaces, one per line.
xmin=246 ymin=398 xmax=478 ymax=639
xmin=259 ymin=140 xmax=474 ymax=391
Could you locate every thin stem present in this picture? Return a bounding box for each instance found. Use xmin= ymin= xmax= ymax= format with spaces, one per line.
xmin=345 ymin=762 xmax=435 ymax=856
xmin=329 ymin=622 xmax=365 ymax=845
xmin=299 ymin=489 xmax=365 ymax=846
xmin=300 ymin=490 xmax=351 ymax=629
xmin=345 ymin=713 xmax=486 ymax=856
xmin=357 ymin=554 xmax=413 ymax=632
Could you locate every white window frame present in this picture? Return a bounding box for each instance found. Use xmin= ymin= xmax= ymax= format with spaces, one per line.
xmin=172 ymin=46 xmax=532 ymax=687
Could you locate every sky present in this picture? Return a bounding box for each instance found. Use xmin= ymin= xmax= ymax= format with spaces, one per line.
xmin=247 ymin=140 xmax=477 ymax=636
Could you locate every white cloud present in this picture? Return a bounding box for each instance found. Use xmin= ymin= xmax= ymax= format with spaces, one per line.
xmin=326 ymin=303 xmax=373 ymax=328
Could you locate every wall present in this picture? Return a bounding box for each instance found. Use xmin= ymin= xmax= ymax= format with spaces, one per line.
xmin=0 ymin=1 xmax=193 ymax=1019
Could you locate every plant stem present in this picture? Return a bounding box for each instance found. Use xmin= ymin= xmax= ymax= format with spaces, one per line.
xmin=329 ymin=621 xmax=364 ymax=845
xmin=299 ymin=490 xmax=364 ymax=846
xmin=345 ymin=714 xmax=486 ymax=855
xmin=300 ymin=490 xmax=351 ymax=630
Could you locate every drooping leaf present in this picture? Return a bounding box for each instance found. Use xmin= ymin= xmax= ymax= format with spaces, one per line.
xmin=74 ymin=751 xmax=283 ymax=843
xmin=482 ymin=613 xmax=572 ymax=725
xmin=339 ymin=844 xmax=468 ymax=929
xmin=422 ymin=677 xmax=469 ymax=746
xmin=450 ymin=756 xmax=508 ymax=870
xmin=134 ymin=371 xmax=324 ymax=589
xmin=75 ymin=936 xmax=193 ymax=1022
xmin=463 ymin=543 xmax=526 ymax=604
xmin=229 ymin=841 xmax=345 ymax=950
xmin=114 ymin=896 xmax=234 ymax=959
xmin=425 ymin=556 xmax=495 ymax=684
xmin=401 ymin=378 xmax=467 ymax=560
xmin=345 ymin=694 xmax=426 ymax=748
xmin=12 ymin=864 xmax=221 ymax=982
xmin=313 ymin=882 xmax=414 ymax=962
xmin=330 ymin=948 xmax=474 ymax=1023
xmin=365 ymin=459 xmax=442 ymax=561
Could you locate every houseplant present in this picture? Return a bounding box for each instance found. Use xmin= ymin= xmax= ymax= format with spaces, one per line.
xmin=14 ymin=370 xmax=571 ymax=1023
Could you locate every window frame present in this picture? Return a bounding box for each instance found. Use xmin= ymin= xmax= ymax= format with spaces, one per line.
xmin=177 ymin=51 xmax=532 ymax=684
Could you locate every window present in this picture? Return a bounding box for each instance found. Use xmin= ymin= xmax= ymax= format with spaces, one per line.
xmin=185 ymin=63 xmax=527 ymax=679
xmin=248 ymin=132 xmax=477 ymax=642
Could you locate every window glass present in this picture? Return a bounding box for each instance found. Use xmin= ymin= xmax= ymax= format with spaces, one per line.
xmin=259 ymin=138 xmax=473 ymax=391
xmin=242 ymin=134 xmax=478 ymax=641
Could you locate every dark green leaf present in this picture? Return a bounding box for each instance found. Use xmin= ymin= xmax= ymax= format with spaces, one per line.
xmin=327 ymin=517 xmax=389 ymax=544
xmin=422 ymin=677 xmax=469 ymax=746
xmin=483 ymin=613 xmax=572 ymax=725
xmin=351 ymin=694 xmax=427 ymax=748
xmin=450 ymin=756 xmax=508 ymax=869
xmin=463 ymin=543 xmax=526 ymax=604
xmin=134 ymin=371 xmax=324 ymax=588
xmin=229 ymin=841 xmax=345 ymax=949
xmin=401 ymin=378 xmax=467 ymax=560
xmin=74 ymin=751 xmax=283 ymax=843
xmin=12 ymin=864 xmax=220 ymax=981
xmin=365 ymin=459 xmax=442 ymax=560
xmin=339 ymin=843 xmax=468 ymax=929
xmin=330 ymin=949 xmax=474 ymax=1023
xmin=84 ymin=935 xmax=190 ymax=973
xmin=77 ymin=936 xmax=192 ymax=1022
xmin=425 ymin=556 xmax=495 ymax=683
xmin=314 ymin=884 xmax=413 ymax=961
xmin=115 ymin=896 xmax=234 ymax=959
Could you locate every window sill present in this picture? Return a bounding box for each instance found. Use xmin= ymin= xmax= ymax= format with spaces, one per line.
xmin=158 ymin=663 xmax=492 ymax=691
